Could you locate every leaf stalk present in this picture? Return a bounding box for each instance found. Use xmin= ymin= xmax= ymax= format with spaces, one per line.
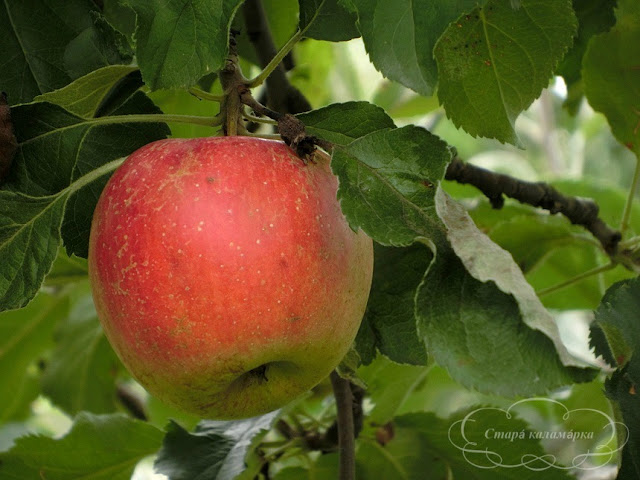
xmin=536 ymin=262 xmax=616 ymax=297
xmin=248 ymin=30 xmax=303 ymax=88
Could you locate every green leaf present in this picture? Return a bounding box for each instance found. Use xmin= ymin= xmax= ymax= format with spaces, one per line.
xmin=332 ymin=126 xmax=591 ymax=395
xmin=41 ymin=283 xmax=121 ymax=415
xmin=528 ymin=245 xmax=620 ymax=310
xmin=45 ymin=251 xmax=88 ymax=287
xmin=5 ymin=94 xmax=169 ymax=258
xmin=603 ymin=367 xmax=639 ymax=480
xmin=299 ymin=0 xmax=360 ymax=42
xmin=35 ymin=65 xmax=139 ymax=119
xmin=103 ymin=0 xmax=138 ymax=39
xmin=0 ymin=292 xmax=69 ymax=422
xmin=351 ymin=0 xmax=484 ymax=96
xmin=273 ymin=454 xmax=339 ymax=480
xmin=416 ymin=189 xmax=594 ymax=396
xmin=331 ymin=125 xmax=450 ymax=245
xmin=591 ymin=277 xmax=640 ymax=374
xmin=389 ymin=411 xmax=574 ymax=479
xmin=0 ymin=413 xmax=164 ymax=479
xmin=488 ymin=214 xmax=593 ymax=273
xmin=6 ymin=96 xmax=166 ymax=196
xmin=583 ymin=0 xmax=640 ymax=157
xmin=357 ymin=243 xmax=431 ymax=365
xmin=0 ymin=192 xmax=68 ymax=311
xmin=148 ymin=87 xmax=224 ymax=139
xmin=155 ymin=412 xmax=279 ymax=480
xmin=63 ymin=94 xmax=170 ymax=258
xmin=495 ymin=179 xmax=640 ymax=310
xmin=557 ymin=0 xmax=617 ymax=93
xmin=357 ymin=356 xmax=430 ymax=424
xmin=126 ymin=0 xmax=245 ymax=90
xmin=63 ymin=13 xmax=135 ymax=81
xmin=94 ymin=71 xmax=146 ymax=117
xmin=417 ymin=247 xmax=593 ymax=397
xmin=356 ymin=431 xmax=446 ymax=479
xmin=435 ymin=0 xmax=577 ymax=144
xmin=0 ymin=158 xmax=125 ymax=312
xmin=0 ymin=0 xmax=96 ymax=105
xmin=463 ymin=179 xmax=640 ymax=310
xmin=297 ymin=101 xmax=396 ymax=146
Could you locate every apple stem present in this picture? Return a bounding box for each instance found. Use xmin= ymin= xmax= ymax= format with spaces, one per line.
xmin=218 ymin=28 xmax=332 ymax=161
xmin=330 ymin=370 xmax=356 ymax=480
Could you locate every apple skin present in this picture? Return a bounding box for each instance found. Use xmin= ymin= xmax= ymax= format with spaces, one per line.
xmin=88 ymin=136 xmax=373 ymax=419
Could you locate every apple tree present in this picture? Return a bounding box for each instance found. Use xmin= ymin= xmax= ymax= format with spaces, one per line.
xmin=1 ymin=0 xmax=639 ymax=479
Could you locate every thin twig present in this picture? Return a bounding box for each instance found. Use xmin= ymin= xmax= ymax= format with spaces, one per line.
xmin=330 ymin=371 xmax=356 ymax=480
xmin=445 ymin=157 xmax=622 ymax=255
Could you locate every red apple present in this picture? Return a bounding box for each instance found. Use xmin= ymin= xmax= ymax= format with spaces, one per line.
xmin=88 ymin=136 xmax=373 ymax=419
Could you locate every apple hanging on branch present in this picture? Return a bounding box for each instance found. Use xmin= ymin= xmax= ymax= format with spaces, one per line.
xmin=88 ymin=135 xmax=374 ymax=419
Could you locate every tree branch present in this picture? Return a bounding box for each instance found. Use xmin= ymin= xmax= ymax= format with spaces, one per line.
xmin=242 ymin=0 xmax=311 ymax=114
xmin=445 ymin=156 xmax=622 ymax=255
xmin=238 ymin=81 xmax=621 ymax=257
xmin=238 ymin=81 xmax=623 ymax=257
xmin=330 ymin=371 xmax=356 ymax=480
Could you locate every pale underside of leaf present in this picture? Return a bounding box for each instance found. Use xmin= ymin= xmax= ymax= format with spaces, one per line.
xmin=434 ymin=187 xmax=584 ymax=368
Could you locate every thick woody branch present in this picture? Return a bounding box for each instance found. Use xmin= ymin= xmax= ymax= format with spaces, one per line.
xmin=445 ymin=157 xmax=622 ymax=255
xmin=242 ymin=0 xmax=311 ymax=114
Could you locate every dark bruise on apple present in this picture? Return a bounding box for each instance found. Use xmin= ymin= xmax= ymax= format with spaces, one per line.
xmin=88 ymin=136 xmax=374 ymax=419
